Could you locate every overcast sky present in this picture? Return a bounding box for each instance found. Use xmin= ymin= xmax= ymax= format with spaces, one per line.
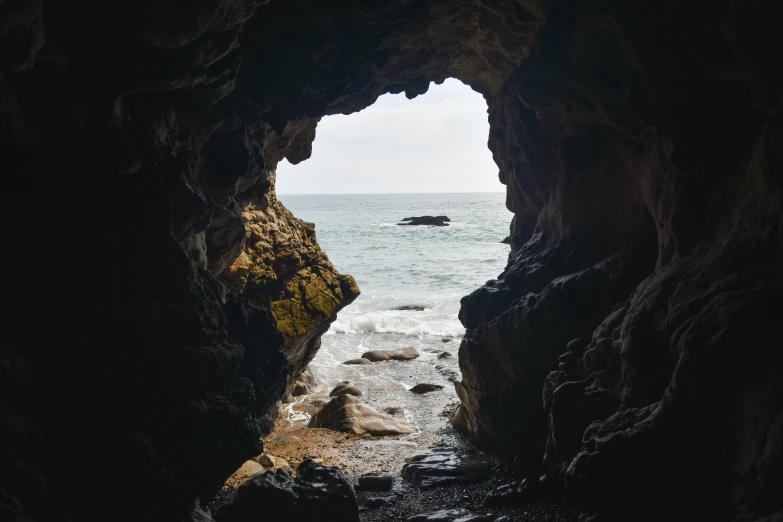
xmin=276 ymin=79 xmax=502 ymax=194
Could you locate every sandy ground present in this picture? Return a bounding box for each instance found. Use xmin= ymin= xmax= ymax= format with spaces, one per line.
xmin=264 ymin=343 xmax=463 ymax=476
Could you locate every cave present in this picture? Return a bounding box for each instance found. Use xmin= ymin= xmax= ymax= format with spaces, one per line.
xmin=2 ymin=0 xmax=782 ymax=521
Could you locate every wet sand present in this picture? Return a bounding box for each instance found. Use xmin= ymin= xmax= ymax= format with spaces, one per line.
xmin=264 ymin=341 xmax=462 ymax=475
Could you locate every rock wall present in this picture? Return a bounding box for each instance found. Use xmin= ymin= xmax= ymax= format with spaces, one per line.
xmin=1 ymin=0 xmax=781 ymax=521
xmin=222 ymin=174 xmax=359 ymax=427
xmin=454 ymin=2 xmax=783 ymax=520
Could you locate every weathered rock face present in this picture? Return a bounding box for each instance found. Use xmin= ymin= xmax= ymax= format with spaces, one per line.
xmin=1 ymin=0 xmax=782 ymax=521
xmin=221 ymin=174 xmax=359 ymax=408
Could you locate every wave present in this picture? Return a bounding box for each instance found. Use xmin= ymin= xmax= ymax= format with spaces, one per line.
xmin=326 ymin=310 xmax=465 ymax=337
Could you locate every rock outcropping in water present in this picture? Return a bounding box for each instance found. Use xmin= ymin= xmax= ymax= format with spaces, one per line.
xmin=1 ymin=1 xmax=781 ymax=521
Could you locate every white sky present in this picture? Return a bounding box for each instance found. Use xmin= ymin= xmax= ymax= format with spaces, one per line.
xmin=276 ymin=79 xmax=503 ymax=194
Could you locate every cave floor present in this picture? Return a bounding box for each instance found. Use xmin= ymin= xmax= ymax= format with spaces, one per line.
xmin=216 ymin=349 xmax=580 ymax=520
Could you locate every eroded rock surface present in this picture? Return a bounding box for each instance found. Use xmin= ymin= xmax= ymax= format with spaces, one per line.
xmin=223 ymin=178 xmax=359 ymax=404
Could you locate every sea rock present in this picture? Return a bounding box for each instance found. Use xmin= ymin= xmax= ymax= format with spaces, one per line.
xmin=330 ymin=383 xmax=362 ymax=397
xmin=216 ymin=460 xmax=359 ymax=522
xmin=397 ymin=216 xmax=450 ymax=227
xmin=410 ymin=384 xmax=444 ymax=394
xmin=357 ymin=475 xmax=394 ymax=491
xmin=309 ymin=394 xmax=413 ymax=436
xmin=343 ymin=358 xmax=372 ymax=365
xmin=437 ymin=351 xmax=452 ymax=359
xmin=401 ymin=447 xmax=492 ymax=489
xmin=405 ymin=508 xmax=493 ymax=521
xmin=225 ymin=460 xmax=265 ymax=488
xmin=393 ymin=305 xmax=426 ymax=311
xmin=361 ymin=348 xmax=419 ymax=362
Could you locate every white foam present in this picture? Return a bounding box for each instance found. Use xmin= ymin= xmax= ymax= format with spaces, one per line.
xmin=328 ymin=311 xmax=465 ymax=337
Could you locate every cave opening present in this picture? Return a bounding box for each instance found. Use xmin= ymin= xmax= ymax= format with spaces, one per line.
xmin=2 ymin=1 xmax=783 ymax=522
xmin=227 ymin=78 xmax=515 ymax=479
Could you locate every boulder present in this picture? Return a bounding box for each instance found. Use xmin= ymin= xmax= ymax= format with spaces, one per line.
xmin=309 ymin=395 xmax=413 ymax=436
xmin=437 ymin=351 xmax=452 ymax=359
xmin=225 ymin=460 xmax=265 ymax=488
xmin=343 ymin=358 xmax=372 ymax=365
xmin=254 ymin=454 xmax=291 ymax=472
xmin=397 ymin=216 xmax=450 ymax=226
xmin=216 ymin=460 xmax=359 ymax=522
xmin=410 ymin=384 xmax=444 ymax=394
xmin=361 ymin=347 xmax=419 ymax=362
xmin=290 ymin=366 xmax=317 ymax=398
xmin=329 ymin=383 xmax=362 ymax=397
xmin=393 ymin=305 xmax=427 ymax=311
xmin=401 ymin=447 xmax=492 ymax=489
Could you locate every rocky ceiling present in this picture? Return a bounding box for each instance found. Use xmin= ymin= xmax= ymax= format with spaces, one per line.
xmin=1 ymin=0 xmax=782 ymax=521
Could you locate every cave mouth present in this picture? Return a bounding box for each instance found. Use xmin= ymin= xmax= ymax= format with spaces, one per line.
xmin=3 ymin=1 xmax=783 ymax=521
xmin=225 ymin=79 xmax=514 ymax=478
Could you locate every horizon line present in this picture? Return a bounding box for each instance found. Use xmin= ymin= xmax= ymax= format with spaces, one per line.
xmin=277 ymin=190 xmax=506 ymax=196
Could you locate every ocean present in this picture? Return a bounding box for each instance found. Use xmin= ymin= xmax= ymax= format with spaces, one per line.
xmin=278 ymin=192 xmax=512 ymax=386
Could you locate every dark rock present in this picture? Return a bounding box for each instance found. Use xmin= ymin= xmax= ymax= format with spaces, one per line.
xmin=343 ymin=358 xmax=372 ymax=365
xmin=442 ymin=338 xmax=452 ymax=343
xmin=361 ymin=348 xmax=419 ymax=362
xmin=401 ymin=447 xmax=492 ymax=489
xmin=4 ymin=0 xmax=783 ymax=520
xmin=364 ymin=497 xmax=389 ymax=509
xmin=435 ymin=366 xmax=459 ymax=382
xmin=397 ymin=216 xmax=450 ymax=227
xmin=329 ymin=383 xmax=362 ymax=397
xmin=405 ymin=509 xmax=493 ymax=522
xmin=410 ymin=383 xmax=444 ymax=394
xmin=393 ymin=305 xmax=427 ymax=311
xmin=438 ymin=351 xmax=452 ymax=359
xmin=216 ymin=460 xmax=359 ymax=522
xmin=309 ymin=394 xmax=413 ymax=436
xmin=383 ymin=407 xmax=405 ymax=417
xmin=356 ymin=475 xmax=394 ymax=491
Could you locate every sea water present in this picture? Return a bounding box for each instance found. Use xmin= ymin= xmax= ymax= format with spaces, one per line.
xmin=278 ymin=192 xmax=511 ymax=388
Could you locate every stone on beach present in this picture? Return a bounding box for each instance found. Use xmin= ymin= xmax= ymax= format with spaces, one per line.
xmin=361 ymin=347 xmax=419 ymax=362
xmin=309 ymin=394 xmax=413 ymax=436
xmin=330 ymin=383 xmax=363 ymax=397
xmin=410 ymin=383 xmax=444 ymax=394
xmin=343 ymin=358 xmax=372 ymax=365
